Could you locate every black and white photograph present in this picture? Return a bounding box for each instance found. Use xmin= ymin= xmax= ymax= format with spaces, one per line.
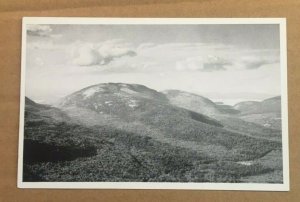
xmin=18 ymin=18 xmax=289 ymax=190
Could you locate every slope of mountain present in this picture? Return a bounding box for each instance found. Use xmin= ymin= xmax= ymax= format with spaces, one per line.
xmin=25 ymin=97 xmax=71 ymax=124
xmin=261 ymin=96 xmax=281 ymax=113
xmin=163 ymin=90 xmax=239 ymax=116
xmin=23 ymin=97 xmax=98 ymax=164
xmin=216 ymin=116 xmax=282 ymax=141
xmin=215 ymin=103 xmax=240 ymax=114
xmin=162 ymin=90 xmax=220 ymax=116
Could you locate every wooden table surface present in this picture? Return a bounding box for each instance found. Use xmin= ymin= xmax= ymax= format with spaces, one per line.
xmin=0 ymin=0 xmax=299 ymax=201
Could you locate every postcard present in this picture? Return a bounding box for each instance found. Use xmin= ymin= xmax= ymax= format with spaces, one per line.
xmin=18 ymin=17 xmax=289 ymax=190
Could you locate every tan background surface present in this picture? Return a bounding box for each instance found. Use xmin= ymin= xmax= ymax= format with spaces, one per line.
xmin=0 ymin=0 xmax=299 ymax=201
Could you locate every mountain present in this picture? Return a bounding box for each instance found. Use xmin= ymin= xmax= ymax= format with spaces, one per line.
xmin=162 ymin=90 xmax=281 ymax=139
xmin=25 ymin=96 xmax=71 ymax=124
xmin=58 ymin=83 xmax=222 ymax=127
xmin=234 ymin=96 xmax=281 ymax=115
xmin=162 ymin=90 xmax=239 ymax=116
xmin=261 ymin=96 xmax=281 ymax=113
xmin=233 ymin=96 xmax=281 ymax=130
xmin=58 ymin=83 xmax=279 ymax=159
xmin=23 ymin=97 xmax=98 ymax=168
xmin=24 ymin=97 xmax=216 ymax=182
xmin=23 ymin=84 xmax=283 ymax=183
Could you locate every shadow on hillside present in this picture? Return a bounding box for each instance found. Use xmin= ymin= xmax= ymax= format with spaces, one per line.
xmin=23 ymin=139 xmax=97 ymax=164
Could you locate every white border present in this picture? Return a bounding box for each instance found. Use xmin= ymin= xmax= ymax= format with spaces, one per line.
xmin=18 ymin=17 xmax=289 ymax=191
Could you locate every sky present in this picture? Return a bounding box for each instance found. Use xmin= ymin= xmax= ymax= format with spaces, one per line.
xmin=25 ymin=23 xmax=281 ymax=105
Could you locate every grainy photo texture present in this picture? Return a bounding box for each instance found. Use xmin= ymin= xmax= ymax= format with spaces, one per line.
xmin=18 ymin=18 xmax=289 ymax=190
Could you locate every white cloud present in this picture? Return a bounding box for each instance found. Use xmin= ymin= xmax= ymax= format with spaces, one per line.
xmin=26 ymin=40 xmax=280 ymax=76
xmin=176 ymin=55 xmax=231 ymax=72
xmin=92 ymin=42 xmax=279 ymax=74
xmin=72 ymin=45 xmax=100 ymax=66
xmin=71 ymin=40 xmax=136 ymax=66
xmin=27 ymin=25 xmax=63 ymax=39
xmin=50 ymin=34 xmax=63 ymax=39
xmin=137 ymin=43 xmax=156 ymax=50
xmin=27 ymin=41 xmax=64 ymax=50
xmin=237 ymin=56 xmax=279 ymax=69
xmin=27 ymin=25 xmax=52 ymax=37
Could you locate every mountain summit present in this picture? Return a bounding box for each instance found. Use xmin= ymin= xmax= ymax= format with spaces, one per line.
xmin=58 ymin=83 xmax=222 ymax=127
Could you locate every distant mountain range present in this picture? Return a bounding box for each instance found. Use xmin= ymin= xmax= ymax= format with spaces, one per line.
xmin=234 ymin=96 xmax=281 ymax=115
xmin=160 ymin=89 xmax=281 ymax=137
xmin=163 ymin=89 xmax=240 ymax=116
xmin=23 ymin=83 xmax=283 ymax=183
xmin=233 ymin=96 xmax=282 ymax=130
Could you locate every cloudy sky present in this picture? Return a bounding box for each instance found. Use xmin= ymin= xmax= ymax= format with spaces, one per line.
xmin=25 ymin=23 xmax=281 ymax=104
